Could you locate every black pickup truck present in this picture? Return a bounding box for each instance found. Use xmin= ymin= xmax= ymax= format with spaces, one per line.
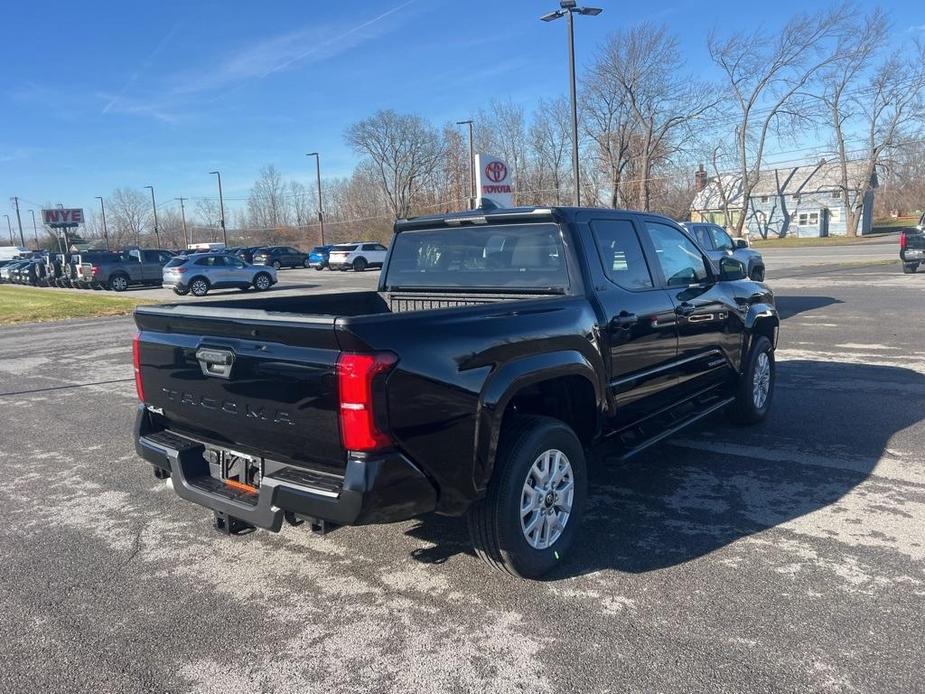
xmin=133 ymin=206 xmax=779 ymax=578
xmin=900 ymin=214 xmax=925 ymax=273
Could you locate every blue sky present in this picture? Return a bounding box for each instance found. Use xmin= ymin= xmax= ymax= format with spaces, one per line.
xmin=1 ymin=0 xmax=922 ymax=222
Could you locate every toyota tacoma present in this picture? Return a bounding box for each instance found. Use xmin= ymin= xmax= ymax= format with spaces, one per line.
xmin=133 ymin=206 xmax=779 ymax=578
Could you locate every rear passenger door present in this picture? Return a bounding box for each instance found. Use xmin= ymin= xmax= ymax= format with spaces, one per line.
xmin=641 ymin=220 xmax=740 ymax=393
xmin=362 ymin=243 xmax=387 ymax=266
xmin=589 ymin=217 xmax=680 ymax=419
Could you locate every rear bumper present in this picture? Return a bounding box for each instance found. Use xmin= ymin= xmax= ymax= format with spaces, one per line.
xmin=901 ymin=249 xmax=924 ymax=261
xmin=134 ymin=406 xmax=437 ymax=529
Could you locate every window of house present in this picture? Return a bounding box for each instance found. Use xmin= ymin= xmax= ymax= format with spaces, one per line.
xmin=832 ymin=191 xmax=841 ymax=199
xmin=829 ymin=208 xmax=841 ymax=224
xmin=809 ymin=212 xmax=819 ymax=225
xmin=798 ymin=213 xmax=808 ymax=225
xmin=760 ymin=196 xmax=768 ymax=203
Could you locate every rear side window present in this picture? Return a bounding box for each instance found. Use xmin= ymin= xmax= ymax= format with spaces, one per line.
xmin=335 ymin=245 xmax=358 ymax=252
xmin=165 ymin=258 xmax=187 ymax=268
xmin=385 ymin=223 xmax=568 ymax=291
xmin=590 ymin=220 xmax=653 ymax=290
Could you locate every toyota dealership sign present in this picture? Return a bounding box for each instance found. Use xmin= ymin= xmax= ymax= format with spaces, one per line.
xmin=475 ymin=153 xmax=514 ymax=208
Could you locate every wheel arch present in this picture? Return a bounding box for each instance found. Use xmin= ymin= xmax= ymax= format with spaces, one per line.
xmin=473 ymin=351 xmax=603 ymax=494
xmin=744 ymin=304 xmax=779 ymax=355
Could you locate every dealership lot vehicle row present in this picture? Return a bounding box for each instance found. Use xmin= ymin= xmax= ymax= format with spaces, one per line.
xmin=0 ymin=264 xmax=922 ymax=692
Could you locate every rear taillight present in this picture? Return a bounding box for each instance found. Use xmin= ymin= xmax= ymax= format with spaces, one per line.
xmin=899 ymin=231 xmax=907 ymax=250
xmin=132 ymin=333 xmax=145 ymax=402
xmin=91 ymin=265 xmax=100 ymax=276
xmin=337 ymin=352 xmax=397 ymax=452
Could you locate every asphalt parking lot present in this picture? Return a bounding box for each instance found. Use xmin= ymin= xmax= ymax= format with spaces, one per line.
xmin=0 ymin=257 xmax=922 ymax=692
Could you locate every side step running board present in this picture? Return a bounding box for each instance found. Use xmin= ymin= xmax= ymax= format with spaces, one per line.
xmin=614 ymin=396 xmax=735 ymax=461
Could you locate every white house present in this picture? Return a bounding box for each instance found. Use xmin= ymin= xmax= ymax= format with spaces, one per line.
xmin=690 ymin=160 xmax=877 ymax=237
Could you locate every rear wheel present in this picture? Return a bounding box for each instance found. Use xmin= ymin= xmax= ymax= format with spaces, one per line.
xmin=190 ymin=277 xmax=210 ymax=297
xmin=728 ymin=335 xmax=774 ymax=424
xmin=467 ymin=416 xmax=587 ymax=579
xmin=353 ymin=257 xmax=367 ymax=272
xmin=173 ymin=287 xmax=189 ymax=296
xmin=902 ymin=262 xmax=919 ymax=274
xmin=272 ymin=260 xmax=282 ymax=270
xmin=253 ymin=272 xmax=272 ymax=291
xmin=303 ymin=258 xmax=312 ymax=268
xmin=109 ymin=274 xmax=129 ymax=292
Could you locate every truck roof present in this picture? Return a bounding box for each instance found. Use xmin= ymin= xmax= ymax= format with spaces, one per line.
xmin=395 ymin=205 xmax=680 ymax=231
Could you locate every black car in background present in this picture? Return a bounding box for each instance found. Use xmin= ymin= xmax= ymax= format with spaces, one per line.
xmin=252 ymin=246 xmax=310 ymax=269
xmin=233 ymin=246 xmax=264 ymax=264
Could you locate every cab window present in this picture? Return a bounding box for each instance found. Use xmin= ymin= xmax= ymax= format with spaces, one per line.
xmin=708 ymin=225 xmax=734 ymax=251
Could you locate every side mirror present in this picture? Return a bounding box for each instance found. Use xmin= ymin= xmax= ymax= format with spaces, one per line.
xmin=719 ymin=256 xmax=747 ymax=282
xmin=733 ymin=238 xmax=749 ymax=249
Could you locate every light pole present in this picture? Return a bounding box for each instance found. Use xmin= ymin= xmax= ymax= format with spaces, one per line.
xmin=209 ymin=171 xmax=228 ymax=246
xmin=177 ymin=198 xmax=189 ymax=247
xmin=95 ymin=196 xmax=110 ymax=250
xmin=28 ymin=209 xmax=38 ymax=247
xmin=541 ymin=0 xmax=601 ymax=206
xmin=3 ymin=215 xmax=13 ymax=245
xmin=455 ymin=120 xmax=475 ymax=209
xmin=143 ymin=185 xmax=160 ymax=247
xmin=305 ymin=153 xmax=325 ymax=245
xmin=11 ymin=197 xmax=25 ymax=247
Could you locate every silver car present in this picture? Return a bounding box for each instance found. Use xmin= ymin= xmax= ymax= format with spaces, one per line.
xmin=162 ymin=252 xmax=277 ymax=297
xmin=682 ymin=222 xmax=765 ymax=282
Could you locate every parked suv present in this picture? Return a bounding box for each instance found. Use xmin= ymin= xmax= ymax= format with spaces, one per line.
xmin=327 ymin=242 xmax=388 ymax=271
xmin=253 ymin=246 xmax=310 ymax=270
xmin=682 ymin=222 xmax=765 ymax=282
xmin=308 ymin=245 xmax=334 ymax=270
xmin=80 ymin=249 xmax=175 ymax=291
xmin=162 ymin=253 xmax=277 ymax=296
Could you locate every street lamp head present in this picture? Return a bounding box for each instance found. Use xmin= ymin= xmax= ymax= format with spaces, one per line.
xmin=144 ymin=185 xmax=153 ymax=190
xmin=455 ymin=120 xmax=473 ymax=125
xmin=540 ymin=9 xmax=565 ymax=21
xmin=576 ymin=6 xmax=602 ymax=15
xmin=559 ymin=0 xmax=577 ymax=8
xmin=209 ymin=170 xmax=220 ymax=175
xmin=306 ymin=152 xmax=318 ymax=157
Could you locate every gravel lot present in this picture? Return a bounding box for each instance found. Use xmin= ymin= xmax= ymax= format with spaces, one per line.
xmin=0 ymin=259 xmax=922 ymax=693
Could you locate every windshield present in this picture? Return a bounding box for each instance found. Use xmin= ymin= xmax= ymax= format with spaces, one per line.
xmin=385 ymin=223 xmax=568 ymax=291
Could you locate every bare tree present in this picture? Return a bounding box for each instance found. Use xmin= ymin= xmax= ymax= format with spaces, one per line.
xmin=530 ymin=97 xmax=572 ymax=204
xmin=247 ymin=165 xmax=290 ymax=230
xmin=345 ymin=109 xmax=445 ymax=219
xmin=820 ymin=18 xmax=925 ymax=235
xmin=599 ymin=22 xmax=716 ymax=211
xmin=109 ymin=187 xmax=151 ymax=246
xmin=709 ymin=5 xmax=851 ymax=235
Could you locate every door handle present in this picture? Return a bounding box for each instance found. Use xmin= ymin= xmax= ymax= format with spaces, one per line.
xmin=611 ymin=311 xmax=638 ymax=328
xmin=675 ymin=302 xmax=696 ymax=316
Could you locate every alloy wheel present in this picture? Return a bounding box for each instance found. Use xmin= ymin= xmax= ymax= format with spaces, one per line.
xmin=520 ymin=449 xmax=574 ymax=550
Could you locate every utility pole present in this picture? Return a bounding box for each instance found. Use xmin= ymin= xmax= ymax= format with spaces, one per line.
xmin=177 ymin=197 xmax=189 ymax=247
xmin=144 ymin=186 xmax=160 ymax=247
xmin=3 ymin=215 xmax=13 ymax=245
xmin=95 ymin=196 xmax=110 ymax=250
xmin=305 ymin=153 xmax=325 ymax=245
xmin=541 ymin=1 xmax=602 ymax=205
xmin=209 ymin=171 xmax=228 ymax=246
xmin=28 ymin=210 xmax=38 ymax=246
xmin=11 ymin=197 xmax=25 ymax=246
xmin=455 ymin=120 xmax=475 ymax=209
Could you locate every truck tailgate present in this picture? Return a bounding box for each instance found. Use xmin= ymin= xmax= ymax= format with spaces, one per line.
xmin=134 ymin=305 xmax=346 ymax=475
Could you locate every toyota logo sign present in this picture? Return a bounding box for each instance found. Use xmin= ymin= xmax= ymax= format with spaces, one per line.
xmin=485 ymin=161 xmax=507 ymax=183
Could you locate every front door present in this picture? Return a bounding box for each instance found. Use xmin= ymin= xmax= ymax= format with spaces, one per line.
xmin=641 ymin=220 xmax=741 ymax=394
xmin=588 ymin=218 xmax=679 ymax=420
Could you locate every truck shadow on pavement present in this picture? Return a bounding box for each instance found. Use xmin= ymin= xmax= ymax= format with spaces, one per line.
xmin=773 ymin=295 xmax=843 ymax=320
xmin=404 ymin=359 xmax=923 ymax=580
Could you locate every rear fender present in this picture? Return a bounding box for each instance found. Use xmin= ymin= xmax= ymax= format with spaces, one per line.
xmin=473 ymin=350 xmax=603 ymax=493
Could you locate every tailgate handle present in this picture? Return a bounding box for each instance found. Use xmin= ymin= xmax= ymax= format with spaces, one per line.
xmin=196 ymin=348 xmax=235 ymax=379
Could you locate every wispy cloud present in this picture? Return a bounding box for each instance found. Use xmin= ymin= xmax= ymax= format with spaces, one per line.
xmin=102 ymin=23 xmax=180 ymax=115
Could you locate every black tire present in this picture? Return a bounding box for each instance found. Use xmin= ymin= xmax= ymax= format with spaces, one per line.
xmin=253 ymin=272 xmax=272 ymax=291
xmin=189 ymin=277 xmax=210 ymax=297
xmin=750 ymin=265 xmax=765 ymax=282
xmin=109 ymin=273 xmax=129 ymax=292
xmin=173 ymin=287 xmax=190 ymax=296
xmin=314 ymin=264 xmax=324 ymax=271
xmin=902 ymin=262 xmax=919 ymax=274
xmin=272 ymin=260 xmax=282 ymax=270
xmin=728 ymin=335 xmax=775 ymax=425
xmin=303 ymin=258 xmax=312 ymax=268
xmin=466 ymin=415 xmax=587 ymax=579
xmin=353 ymin=257 xmax=367 ymax=272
